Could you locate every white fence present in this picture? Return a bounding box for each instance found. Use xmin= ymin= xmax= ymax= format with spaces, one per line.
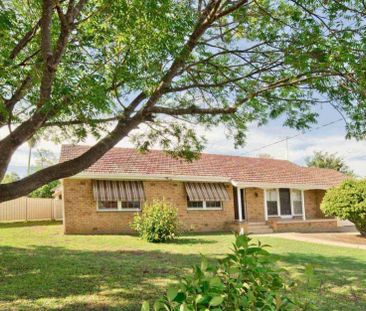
xmin=0 ymin=197 xmax=63 ymax=222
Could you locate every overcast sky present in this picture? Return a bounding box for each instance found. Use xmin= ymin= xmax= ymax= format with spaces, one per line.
xmin=4 ymin=103 xmax=366 ymax=178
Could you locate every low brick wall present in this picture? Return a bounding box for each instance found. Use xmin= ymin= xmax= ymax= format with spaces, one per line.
xmin=270 ymin=219 xmax=338 ymax=233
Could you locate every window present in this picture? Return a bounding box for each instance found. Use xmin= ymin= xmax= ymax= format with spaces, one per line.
xmin=266 ymin=189 xmax=278 ymax=216
xmin=187 ymin=198 xmax=222 ymax=210
xmin=97 ymin=201 xmax=141 ymax=211
xmin=291 ymin=190 xmax=303 ymax=215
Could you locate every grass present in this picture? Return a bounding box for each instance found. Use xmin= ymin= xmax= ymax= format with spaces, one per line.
xmin=0 ymin=222 xmax=365 ymax=310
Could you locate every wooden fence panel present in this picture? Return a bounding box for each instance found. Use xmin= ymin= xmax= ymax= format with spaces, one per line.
xmin=27 ymin=198 xmax=53 ymax=220
xmin=0 ymin=197 xmax=63 ymax=222
xmin=54 ymin=200 xmax=63 ymax=220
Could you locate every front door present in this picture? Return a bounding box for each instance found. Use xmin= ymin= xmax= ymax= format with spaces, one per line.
xmin=279 ymin=188 xmax=291 ymax=216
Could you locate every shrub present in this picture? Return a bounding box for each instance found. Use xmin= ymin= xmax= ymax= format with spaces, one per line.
xmin=131 ymin=199 xmax=179 ymax=242
xmin=141 ymin=234 xmax=295 ymax=310
xmin=321 ymin=179 xmax=366 ymax=236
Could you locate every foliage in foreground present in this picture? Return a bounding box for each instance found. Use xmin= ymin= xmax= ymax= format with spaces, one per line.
xmin=322 ymin=179 xmax=366 ymax=236
xmin=131 ymin=200 xmax=179 ymax=243
xmin=142 ymin=234 xmax=308 ymax=311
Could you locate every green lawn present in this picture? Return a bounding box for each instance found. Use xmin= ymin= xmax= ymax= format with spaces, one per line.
xmin=0 ymin=222 xmax=365 ymax=310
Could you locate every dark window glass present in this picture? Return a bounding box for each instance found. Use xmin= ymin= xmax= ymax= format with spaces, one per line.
xmin=99 ymin=201 xmax=118 ymax=209
xmin=187 ymin=200 xmax=204 ymax=208
xmin=121 ymin=201 xmax=141 ymax=209
xmin=206 ymin=201 xmax=222 ymax=208
xmin=267 ymin=201 xmax=278 ymax=216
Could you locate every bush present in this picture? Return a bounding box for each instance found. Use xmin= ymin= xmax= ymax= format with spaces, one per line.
xmin=141 ymin=234 xmax=296 ymax=311
xmin=29 ymin=180 xmax=60 ymax=198
xmin=321 ymin=179 xmax=366 ymax=236
xmin=131 ymin=199 xmax=179 ymax=242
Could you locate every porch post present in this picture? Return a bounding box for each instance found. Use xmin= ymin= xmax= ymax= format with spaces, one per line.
xmin=301 ymin=190 xmax=306 ymax=220
xmin=237 ymin=187 xmax=243 ymax=222
xmin=263 ymin=189 xmax=268 ymax=221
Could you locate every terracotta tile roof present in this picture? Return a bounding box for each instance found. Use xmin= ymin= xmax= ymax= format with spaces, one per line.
xmin=60 ymin=145 xmax=346 ymax=188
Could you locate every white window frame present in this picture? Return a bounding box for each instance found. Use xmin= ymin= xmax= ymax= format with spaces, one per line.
xmin=290 ymin=189 xmax=303 ymax=216
xmin=265 ymin=189 xmax=280 ymax=217
xmin=97 ymin=200 xmax=142 ymax=212
xmin=265 ymin=188 xmax=304 ymax=218
xmin=187 ymin=200 xmax=223 ymax=211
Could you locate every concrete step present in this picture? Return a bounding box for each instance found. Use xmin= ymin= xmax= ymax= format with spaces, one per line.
xmin=248 ymin=222 xmax=266 ymax=226
xmin=248 ymin=228 xmax=273 ymax=234
xmin=247 ymin=222 xmax=273 ymax=234
xmin=248 ymin=224 xmax=270 ymax=229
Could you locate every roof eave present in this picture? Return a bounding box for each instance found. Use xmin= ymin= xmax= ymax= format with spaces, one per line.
xmin=65 ymin=172 xmax=231 ymax=183
xmin=231 ymin=180 xmax=332 ymax=190
xmin=65 ymin=172 xmax=334 ymax=189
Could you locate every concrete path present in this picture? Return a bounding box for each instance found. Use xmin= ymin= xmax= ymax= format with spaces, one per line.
xmin=257 ymin=231 xmax=366 ymax=250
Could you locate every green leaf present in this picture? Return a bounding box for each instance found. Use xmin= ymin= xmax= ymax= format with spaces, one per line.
xmin=141 ymin=301 xmax=150 ymax=311
xmin=201 ymin=257 xmax=209 ymax=271
xmin=209 ymin=296 xmax=223 ymax=307
xmin=167 ymin=286 xmax=178 ymax=301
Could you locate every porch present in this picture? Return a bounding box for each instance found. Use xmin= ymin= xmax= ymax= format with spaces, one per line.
xmin=232 ymin=185 xmax=339 ymax=233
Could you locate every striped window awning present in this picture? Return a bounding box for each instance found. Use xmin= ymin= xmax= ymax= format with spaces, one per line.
xmin=92 ymin=180 xmax=145 ymax=201
xmin=185 ymin=182 xmax=230 ymax=201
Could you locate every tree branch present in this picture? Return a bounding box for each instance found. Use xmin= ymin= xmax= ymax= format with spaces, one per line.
xmin=10 ymin=20 xmax=41 ymax=60
xmin=43 ymin=116 xmax=120 ymax=127
xmin=151 ymin=106 xmax=237 ymax=116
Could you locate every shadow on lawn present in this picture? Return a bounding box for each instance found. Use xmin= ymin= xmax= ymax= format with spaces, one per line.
xmin=0 ymin=220 xmax=62 ymax=229
xmin=0 ymin=245 xmax=203 ymax=311
xmin=278 ymin=252 xmax=366 ymax=309
xmin=167 ymin=237 xmax=216 ymax=245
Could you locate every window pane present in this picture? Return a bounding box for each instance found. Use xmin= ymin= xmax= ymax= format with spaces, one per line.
xmin=266 ymin=189 xmax=278 ymax=216
xmin=99 ymin=201 xmax=118 ymax=209
xmin=292 ymin=190 xmax=301 ymax=201
xmin=206 ymin=201 xmax=222 ymax=208
xmin=293 ymin=201 xmax=302 ymax=214
xmin=187 ymin=201 xmax=204 ymax=208
xmin=121 ymin=201 xmax=141 ymax=209
xmin=292 ymin=190 xmax=302 ymax=214
xmin=267 ymin=189 xmax=277 ymax=201
xmin=267 ymin=201 xmax=278 ymax=216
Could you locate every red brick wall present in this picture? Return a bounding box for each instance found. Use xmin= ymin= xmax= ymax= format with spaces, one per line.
xmin=63 ymin=179 xmax=236 ymax=234
xmin=244 ymin=188 xmax=264 ymax=222
xmin=304 ymin=190 xmax=326 ymax=219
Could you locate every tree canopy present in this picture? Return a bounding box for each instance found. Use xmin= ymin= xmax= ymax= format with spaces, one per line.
xmin=1 ymin=0 xmax=366 ymax=202
xmin=305 ymin=151 xmax=354 ymax=176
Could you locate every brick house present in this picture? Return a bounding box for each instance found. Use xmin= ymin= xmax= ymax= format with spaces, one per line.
xmin=60 ymin=145 xmax=345 ymax=234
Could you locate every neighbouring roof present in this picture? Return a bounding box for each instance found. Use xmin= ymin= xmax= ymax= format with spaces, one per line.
xmin=60 ymin=145 xmax=346 ymax=189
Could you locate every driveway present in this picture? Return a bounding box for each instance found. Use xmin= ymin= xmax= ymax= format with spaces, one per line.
xmin=261 ymin=230 xmax=366 ymax=250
